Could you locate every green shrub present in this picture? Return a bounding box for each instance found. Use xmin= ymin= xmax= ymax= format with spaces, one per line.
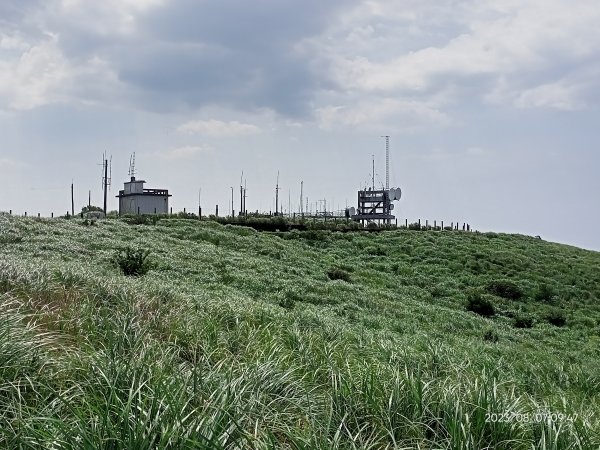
xmin=514 ymin=314 xmax=534 ymax=329
xmin=534 ymin=283 xmax=555 ymax=303
xmin=327 ymin=267 xmax=352 ymax=283
xmin=113 ymin=247 xmax=154 ymax=276
xmin=486 ymin=280 xmax=523 ymax=300
xmin=545 ymin=309 xmax=566 ymax=327
xmin=365 ymin=245 xmax=386 ymax=256
xmin=466 ymin=293 xmax=495 ymax=317
xmin=483 ymin=329 xmax=499 ymax=343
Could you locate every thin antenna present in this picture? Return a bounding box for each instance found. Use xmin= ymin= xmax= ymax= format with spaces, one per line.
xmin=381 ymin=135 xmax=390 ymax=190
xmin=275 ymin=171 xmax=280 ymax=216
xmin=71 ymin=181 xmax=74 ymax=217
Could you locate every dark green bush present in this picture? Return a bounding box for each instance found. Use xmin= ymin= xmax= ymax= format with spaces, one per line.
xmin=327 ymin=267 xmax=352 ymax=283
xmin=486 ymin=280 xmax=523 ymax=300
xmin=545 ymin=309 xmax=566 ymax=327
xmin=365 ymin=245 xmax=386 ymax=256
xmin=113 ymin=247 xmax=154 ymax=276
xmin=514 ymin=314 xmax=534 ymax=329
xmin=466 ymin=294 xmax=495 ymax=317
xmin=534 ymin=283 xmax=555 ymax=303
xmin=483 ymin=329 xmax=499 ymax=343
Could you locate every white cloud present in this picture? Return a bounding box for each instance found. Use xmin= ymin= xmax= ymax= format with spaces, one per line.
xmin=514 ymin=81 xmax=584 ymax=111
xmin=0 ymin=35 xmax=70 ymax=110
xmin=311 ymin=0 xmax=600 ymax=114
xmin=0 ymin=157 xmax=25 ymax=169
xmin=176 ymin=119 xmax=261 ymax=137
xmin=316 ymin=96 xmax=452 ymax=131
xmin=157 ymin=145 xmax=211 ymax=160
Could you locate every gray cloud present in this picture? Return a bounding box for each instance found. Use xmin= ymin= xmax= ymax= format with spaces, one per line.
xmin=39 ymin=0 xmax=355 ymax=116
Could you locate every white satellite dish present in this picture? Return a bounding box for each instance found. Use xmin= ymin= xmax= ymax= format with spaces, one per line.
xmin=393 ymin=187 xmax=402 ymax=201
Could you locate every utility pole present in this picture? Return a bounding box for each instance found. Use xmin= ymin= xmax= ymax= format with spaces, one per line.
xmin=103 ymin=159 xmax=108 ymax=215
xmin=71 ymin=181 xmax=75 ymax=217
xmin=88 ymin=190 xmax=91 ymax=208
xmin=275 ymin=171 xmax=280 ymax=216
xmin=231 ymin=186 xmax=234 ymax=216
xmin=300 ymin=181 xmax=304 ymax=216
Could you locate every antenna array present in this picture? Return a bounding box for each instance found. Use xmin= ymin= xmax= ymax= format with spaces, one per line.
xmin=129 ymin=152 xmax=136 ymax=179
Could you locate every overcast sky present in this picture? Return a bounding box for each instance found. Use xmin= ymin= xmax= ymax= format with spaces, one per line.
xmin=1 ymin=0 xmax=599 ymax=250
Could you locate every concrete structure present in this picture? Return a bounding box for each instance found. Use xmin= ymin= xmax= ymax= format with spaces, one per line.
xmin=116 ymin=177 xmax=171 ymax=215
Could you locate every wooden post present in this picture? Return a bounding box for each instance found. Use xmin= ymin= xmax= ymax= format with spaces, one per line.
xmin=418 ymin=218 xmax=421 ymax=229
xmin=199 ymin=207 xmax=202 ymax=219
xmin=24 ymin=212 xmax=27 ymax=217
xmin=38 ymin=213 xmax=40 ymax=218
xmin=216 ymin=205 xmax=219 ymax=216
xmin=183 ymin=207 xmax=186 ymax=214
xmin=51 ymin=212 xmax=54 ymax=218
xmin=441 ymin=220 xmax=444 ymax=230
xmin=9 ymin=210 xmax=11 ymax=215
xmin=405 ymin=218 xmax=408 ymax=227
xmin=434 ymin=220 xmax=436 ymax=229
xmin=170 ymin=207 xmax=172 ymax=215
xmin=426 ymin=219 xmax=428 ymax=228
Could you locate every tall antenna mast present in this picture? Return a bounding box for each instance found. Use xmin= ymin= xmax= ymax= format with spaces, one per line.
xmin=372 ymin=155 xmax=375 ymax=190
xmin=275 ymin=171 xmax=280 ymax=216
xmin=381 ymin=135 xmax=390 ymax=190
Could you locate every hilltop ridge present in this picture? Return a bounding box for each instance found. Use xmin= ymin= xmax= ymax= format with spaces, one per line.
xmin=0 ymin=216 xmax=598 ymax=449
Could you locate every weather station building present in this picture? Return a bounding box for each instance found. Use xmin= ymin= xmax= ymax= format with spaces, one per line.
xmin=116 ymin=176 xmax=171 ymax=215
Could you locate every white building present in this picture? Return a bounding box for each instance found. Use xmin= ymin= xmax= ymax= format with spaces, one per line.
xmin=116 ymin=177 xmax=171 ymax=215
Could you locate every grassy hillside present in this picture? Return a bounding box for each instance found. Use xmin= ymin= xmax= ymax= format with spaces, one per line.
xmin=0 ymin=215 xmax=599 ymax=449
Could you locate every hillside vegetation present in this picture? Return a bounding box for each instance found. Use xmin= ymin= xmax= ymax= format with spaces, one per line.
xmin=0 ymin=215 xmax=599 ymax=449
